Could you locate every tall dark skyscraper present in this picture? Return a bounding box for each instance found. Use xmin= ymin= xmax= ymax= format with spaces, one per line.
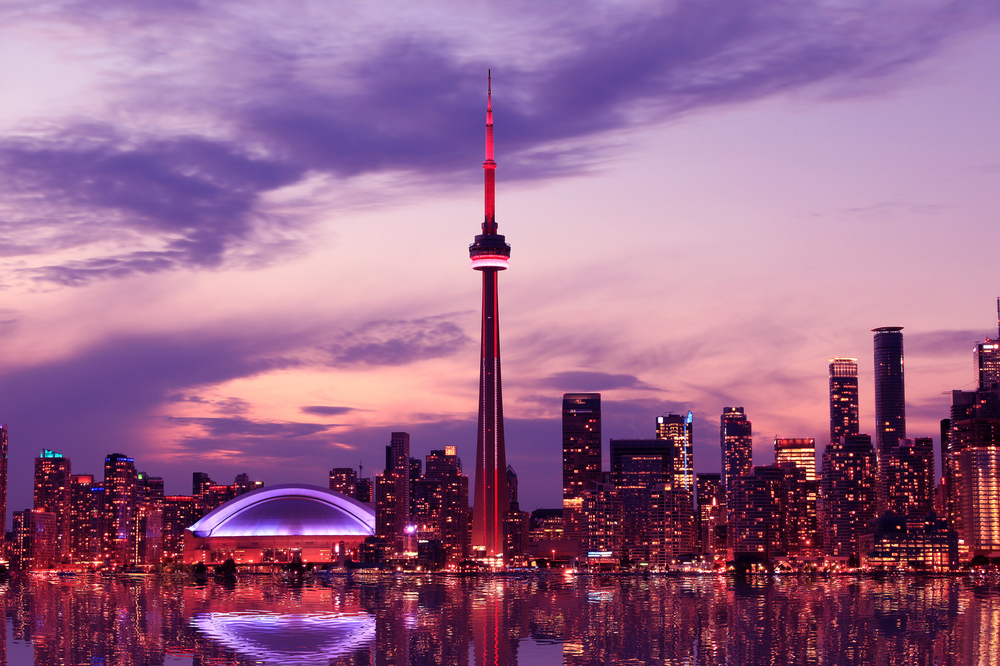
xmin=720 ymin=407 xmax=753 ymax=493
xmin=0 ymin=424 xmax=7 ymax=535
xmin=873 ymin=326 xmax=906 ymax=458
xmin=563 ymin=393 xmax=601 ymax=542
xmin=829 ymin=357 xmax=860 ymax=443
xmin=470 ymin=72 xmax=510 ymax=559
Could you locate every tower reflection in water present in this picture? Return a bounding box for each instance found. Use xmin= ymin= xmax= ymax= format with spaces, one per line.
xmin=1 ymin=575 xmax=1000 ymax=665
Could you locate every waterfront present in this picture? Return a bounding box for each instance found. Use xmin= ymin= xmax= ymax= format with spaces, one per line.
xmin=2 ymin=574 xmax=999 ymax=665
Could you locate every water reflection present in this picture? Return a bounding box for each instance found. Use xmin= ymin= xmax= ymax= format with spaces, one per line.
xmin=0 ymin=574 xmax=999 ymax=665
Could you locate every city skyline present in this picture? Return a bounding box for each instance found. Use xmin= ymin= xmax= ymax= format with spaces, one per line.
xmin=1 ymin=1 xmax=1000 ymax=520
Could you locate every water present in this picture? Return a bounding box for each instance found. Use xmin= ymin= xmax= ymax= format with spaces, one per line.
xmin=2 ymin=573 xmax=999 ymax=665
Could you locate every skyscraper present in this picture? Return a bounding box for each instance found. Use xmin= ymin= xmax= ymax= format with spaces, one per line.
xmin=0 ymin=425 xmax=7 ymax=535
xmin=720 ymin=407 xmax=753 ymax=492
xmin=975 ymin=339 xmax=1000 ymax=390
xmin=821 ymin=434 xmax=877 ymax=559
xmin=376 ymin=432 xmax=412 ymax=553
xmin=103 ymin=453 xmax=138 ymax=565
xmin=469 ymin=72 xmax=511 ymax=560
xmin=881 ymin=437 xmax=935 ymax=518
xmin=829 ymin=358 xmax=860 ymax=443
xmin=873 ymin=327 xmax=906 ymax=458
xmin=34 ymin=449 xmax=73 ymax=558
xmin=657 ymin=412 xmax=695 ymax=497
xmin=563 ymin=393 xmax=601 ymax=543
xmin=774 ymin=438 xmax=817 ymax=481
xmin=974 ymin=297 xmax=1000 ymax=390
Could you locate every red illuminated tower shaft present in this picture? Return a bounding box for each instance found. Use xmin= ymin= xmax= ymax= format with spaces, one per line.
xmin=470 ymin=72 xmax=510 ymax=559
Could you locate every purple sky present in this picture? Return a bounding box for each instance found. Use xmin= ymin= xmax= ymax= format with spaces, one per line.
xmin=1 ymin=1 xmax=999 ymax=523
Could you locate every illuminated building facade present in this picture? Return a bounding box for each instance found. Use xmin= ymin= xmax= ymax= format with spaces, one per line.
xmin=12 ymin=509 xmax=58 ymax=570
xmin=657 ymin=412 xmax=695 ymax=498
xmin=529 ymin=509 xmax=564 ymax=542
xmin=873 ymin=326 xmax=906 ymax=457
xmin=774 ymin=438 xmax=817 ymax=481
xmin=184 ymin=484 xmax=375 ymax=565
xmin=611 ymin=438 xmax=681 ymax=562
xmin=162 ymin=495 xmax=198 ymax=560
xmin=721 ymin=407 xmax=753 ymax=492
xmin=696 ymin=473 xmax=725 ymax=555
xmin=34 ymin=449 xmax=73 ymax=558
xmin=958 ymin=444 xmax=1000 ymax=555
xmin=859 ymin=514 xmax=958 ymax=570
xmin=945 ymin=384 xmax=1000 ymax=552
xmin=829 ymin=358 xmax=860 ymax=442
xmin=329 ymin=468 xmax=358 ymax=497
xmin=821 ymin=434 xmax=877 ymax=558
xmin=132 ymin=472 xmax=164 ymax=565
xmin=563 ymin=393 xmax=602 ymax=543
xmin=721 ymin=406 xmax=752 ymax=554
xmin=69 ymin=474 xmax=102 ymax=562
xmin=881 ymin=437 xmax=935 ymax=518
xmin=469 ymin=73 xmax=511 ymax=560
xmin=376 ymin=432 xmax=411 ymax=554
xmin=731 ymin=465 xmax=787 ymax=557
xmin=581 ymin=481 xmax=621 ymax=556
xmin=975 ymin=338 xmax=1000 ymax=390
xmin=102 ymin=453 xmax=138 ymax=565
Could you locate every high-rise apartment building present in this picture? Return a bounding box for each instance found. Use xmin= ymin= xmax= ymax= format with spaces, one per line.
xmin=563 ymin=393 xmax=602 ymax=543
xmin=958 ymin=444 xmax=1000 ymax=554
xmin=821 ymin=434 xmax=877 ymax=559
xmin=69 ymin=474 xmax=102 ymax=563
xmin=696 ymin=473 xmax=725 ymax=555
xmin=103 ymin=453 xmax=138 ymax=565
xmin=329 ymin=467 xmax=358 ymax=497
xmin=829 ymin=358 xmax=860 ymax=443
xmin=376 ymin=432 xmax=412 ymax=554
xmin=944 ymin=384 xmax=1000 ymax=551
xmin=610 ymin=439 xmax=688 ymax=562
xmin=881 ymin=437 xmax=935 ymax=518
xmin=774 ymin=438 xmax=817 ymax=481
xmin=873 ymin=327 xmax=906 ymax=457
xmin=162 ymin=495 xmax=198 ymax=560
xmin=975 ymin=339 xmax=1000 ymax=390
xmin=720 ymin=407 xmax=753 ymax=492
xmin=425 ymin=447 xmax=469 ymax=563
xmin=12 ymin=509 xmax=58 ymax=570
xmin=731 ymin=466 xmax=788 ymax=557
xmin=34 ymin=449 xmax=73 ymax=558
xmin=657 ymin=412 xmax=695 ymax=498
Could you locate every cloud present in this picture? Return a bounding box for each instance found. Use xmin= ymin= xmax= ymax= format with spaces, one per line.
xmin=323 ymin=315 xmax=472 ymax=366
xmin=1 ymin=0 xmax=996 ymax=284
xmin=168 ymin=415 xmax=334 ymax=439
xmin=300 ymin=405 xmax=358 ymax=417
xmin=533 ymin=371 xmax=659 ymax=392
xmin=906 ymin=329 xmax=987 ymax=357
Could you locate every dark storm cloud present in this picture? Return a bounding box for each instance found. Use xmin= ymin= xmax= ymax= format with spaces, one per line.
xmin=0 ymin=132 xmax=302 ymax=285
xmin=2 ymin=0 xmax=996 ymax=284
xmin=323 ymin=315 xmax=472 ymax=366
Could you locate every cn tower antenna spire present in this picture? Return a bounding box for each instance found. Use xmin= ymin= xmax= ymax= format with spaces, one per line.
xmin=483 ymin=70 xmax=496 ymax=234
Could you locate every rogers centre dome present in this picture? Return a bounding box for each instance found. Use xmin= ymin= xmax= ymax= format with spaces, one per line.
xmin=183 ymin=484 xmax=375 ymax=566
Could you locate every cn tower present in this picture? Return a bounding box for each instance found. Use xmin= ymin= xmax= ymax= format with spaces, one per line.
xmin=469 ymin=70 xmax=510 ymax=560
